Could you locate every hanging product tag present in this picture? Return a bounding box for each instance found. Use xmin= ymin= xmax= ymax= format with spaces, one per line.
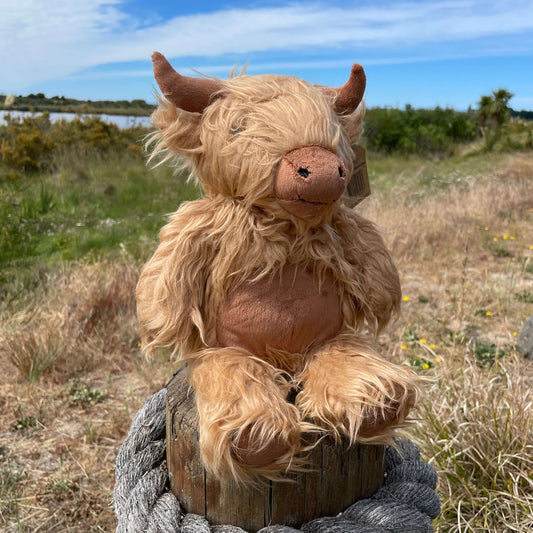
xmin=345 ymin=145 xmax=370 ymax=207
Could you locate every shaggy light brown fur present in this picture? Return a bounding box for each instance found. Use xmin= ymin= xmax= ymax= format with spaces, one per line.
xmin=138 ymin=64 xmax=420 ymax=483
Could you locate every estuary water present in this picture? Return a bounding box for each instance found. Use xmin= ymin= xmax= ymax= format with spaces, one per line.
xmin=0 ymin=110 xmax=152 ymax=129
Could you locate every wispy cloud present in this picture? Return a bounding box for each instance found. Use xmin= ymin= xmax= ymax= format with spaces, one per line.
xmin=1 ymin=0 xmax=533 ymax=91
xmin=1 ymin=0 xmax=129 ymax=90
xmin=65 ymin=48 xmax=533 ymax=81
xmin=109 ymin=0 xmax=533 ymax=61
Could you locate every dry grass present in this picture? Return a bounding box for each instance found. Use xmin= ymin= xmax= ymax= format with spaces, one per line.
xmin=2 ymin=261 xmax=140 ymax=383
xmin=0 ymin=259 xmax=171 ymax=532
xmin=0 ymin=151 xmax=532 ymax=531
xmin=361 ymin=152 xmax=533 ymax=532
xmin=419 ymin=354 xmax=532 ymax=532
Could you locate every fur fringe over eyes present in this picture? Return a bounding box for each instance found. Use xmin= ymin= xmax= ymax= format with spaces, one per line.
xmin=146 ymin=74 xmax=364 ymax=204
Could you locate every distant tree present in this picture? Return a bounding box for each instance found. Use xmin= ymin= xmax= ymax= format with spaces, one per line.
xmin=477 ymin=95 xmax=493 ymax=135
xmin=477 ymin=88 xmax=514 ymax=151
xmin=510 ymin=109 xmax=533 ymax=120
xmin=492 ymin=89 xmax=514 ymax=125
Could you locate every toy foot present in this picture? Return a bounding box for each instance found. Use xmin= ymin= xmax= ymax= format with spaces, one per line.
xmin=358 ymin=385 xmax=417 ymax=438
xmin=297 ymin=344 xmax=419 ymax=443
xmin=232 ymin=416 xmax=301 ymax=470
xmin=190 ymin=349 xmax=305 ymax=482
xmin=197 ymin=399 xmax=303 ymax=483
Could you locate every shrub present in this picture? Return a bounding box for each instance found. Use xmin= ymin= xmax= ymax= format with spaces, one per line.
xmin=0 ymin=113 xmax=150 ymax=172
xmin=363 ymin=106 xmax=477 ymax=155
xmin=0 ymin=113 xmax=55 ymax=170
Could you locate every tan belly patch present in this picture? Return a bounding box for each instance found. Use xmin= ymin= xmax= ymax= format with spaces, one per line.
xmin=216 ymin=264 xmax=342 ymax=358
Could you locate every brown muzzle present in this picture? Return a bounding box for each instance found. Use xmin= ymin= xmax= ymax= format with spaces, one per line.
xmin=274 ymin=146 xmax=346 ymax=220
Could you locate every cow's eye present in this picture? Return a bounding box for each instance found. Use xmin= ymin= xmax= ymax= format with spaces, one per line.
xmin=231 ymin=125 xmax=242 ymax=135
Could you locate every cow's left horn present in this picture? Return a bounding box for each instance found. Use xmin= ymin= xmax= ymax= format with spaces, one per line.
xmin=152 ymin=51 xmax=223 ymax=113
xmin=324 ymin=64 xmax=366 ymax=115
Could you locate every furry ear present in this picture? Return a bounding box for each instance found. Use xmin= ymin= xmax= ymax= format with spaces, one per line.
xmin=147 ymin=96 xmax=202 ymax=159
xmin=339 ymin=102 xmax=365 ymax=145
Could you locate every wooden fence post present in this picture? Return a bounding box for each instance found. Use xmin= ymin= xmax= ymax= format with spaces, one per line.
xmin=166 ymin=369 xmax=385 ymax=532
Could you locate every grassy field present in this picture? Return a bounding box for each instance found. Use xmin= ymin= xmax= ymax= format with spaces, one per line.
xmin=0 ymin=134 xmax=532 ymax=531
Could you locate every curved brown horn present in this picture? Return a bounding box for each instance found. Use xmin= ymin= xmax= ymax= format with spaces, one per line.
xmin=152 ymin=51 xmax=223 ymax=113
xmin=324 ymin=64 xmax=366 ymax=115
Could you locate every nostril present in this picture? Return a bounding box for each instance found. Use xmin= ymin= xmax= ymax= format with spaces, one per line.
xmin=338 ymin=167 xmax=344 ymax=177
xmin=297 ymin=167 xmax=310 ymax=178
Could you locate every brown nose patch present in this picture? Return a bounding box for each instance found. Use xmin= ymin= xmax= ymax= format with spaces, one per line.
xmin=275 ymin=146 xmax=346 ymax=219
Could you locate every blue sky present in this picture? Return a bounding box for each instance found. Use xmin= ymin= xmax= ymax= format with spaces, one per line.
xmin=1 ymin=0 xmax=533 ymax=110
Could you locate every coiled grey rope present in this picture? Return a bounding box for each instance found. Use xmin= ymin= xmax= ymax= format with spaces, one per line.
xmin=114 ymin=388 xmax=440 ymax=532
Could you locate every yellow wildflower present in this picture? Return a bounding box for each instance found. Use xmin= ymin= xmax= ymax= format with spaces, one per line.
xmin=435 ymin=357 xmax=442 ymax=363
xmin=493 ymin=237 xmax=498 ymax=242
xmin=422 ymin=364 xmax=430 ymax=369
xmin=402 ymin=345 xmax=407 ymax=350
xmin=430 ymin=344 xmax=435 ymax=349
xmin=513 ymin=332 xmax=518 ymax=337
xmin=510 ymin=236 xmax=515 ymax=240
xmin=403 ymin=296 xmax=410 ymax=302
xmin=503 ymin=234 xmax=508 ymax=240
xmin=486 ymin=311 xmax=492 ymax=316
xmin=484 ymin=226 xmax=489 ymax=230
xmin=420 ymin=339 xmax=426 ymax=344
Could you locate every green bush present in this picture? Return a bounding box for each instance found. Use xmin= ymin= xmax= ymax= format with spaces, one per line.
xmin=363 ymin=105 xmax=477 ymax=155
xmin=0 ymin=113 xmax=150 ymax=172
xmin=0 ymin=113 xmax=55 ymax=170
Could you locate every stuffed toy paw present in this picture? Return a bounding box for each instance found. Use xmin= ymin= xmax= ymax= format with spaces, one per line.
xmin=137 ymin=52 xmax=420 ymax=483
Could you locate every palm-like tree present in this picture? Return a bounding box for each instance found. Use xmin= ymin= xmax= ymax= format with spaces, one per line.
xmin=477 ymin=88 xmax=514 ymax=150
xmin=477 ymin=95 xmax=493 ymax=135
xmin=491 ymin=88 xmax=514 ymax=126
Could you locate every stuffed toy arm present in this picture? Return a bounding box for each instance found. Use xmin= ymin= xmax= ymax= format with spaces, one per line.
xmin=136 ymin=201 xmax=214 ymax=358
xmin=292 ymin=209 xmax=418 ymax=443
xmin=137 ymin=200 xmax=307 ymax=482
xmin=336 ymin=209 xmax=402 ymax=334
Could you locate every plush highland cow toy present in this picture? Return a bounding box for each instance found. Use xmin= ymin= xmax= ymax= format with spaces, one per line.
xmin=137 ymin=52 xmax=419 ymax=483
